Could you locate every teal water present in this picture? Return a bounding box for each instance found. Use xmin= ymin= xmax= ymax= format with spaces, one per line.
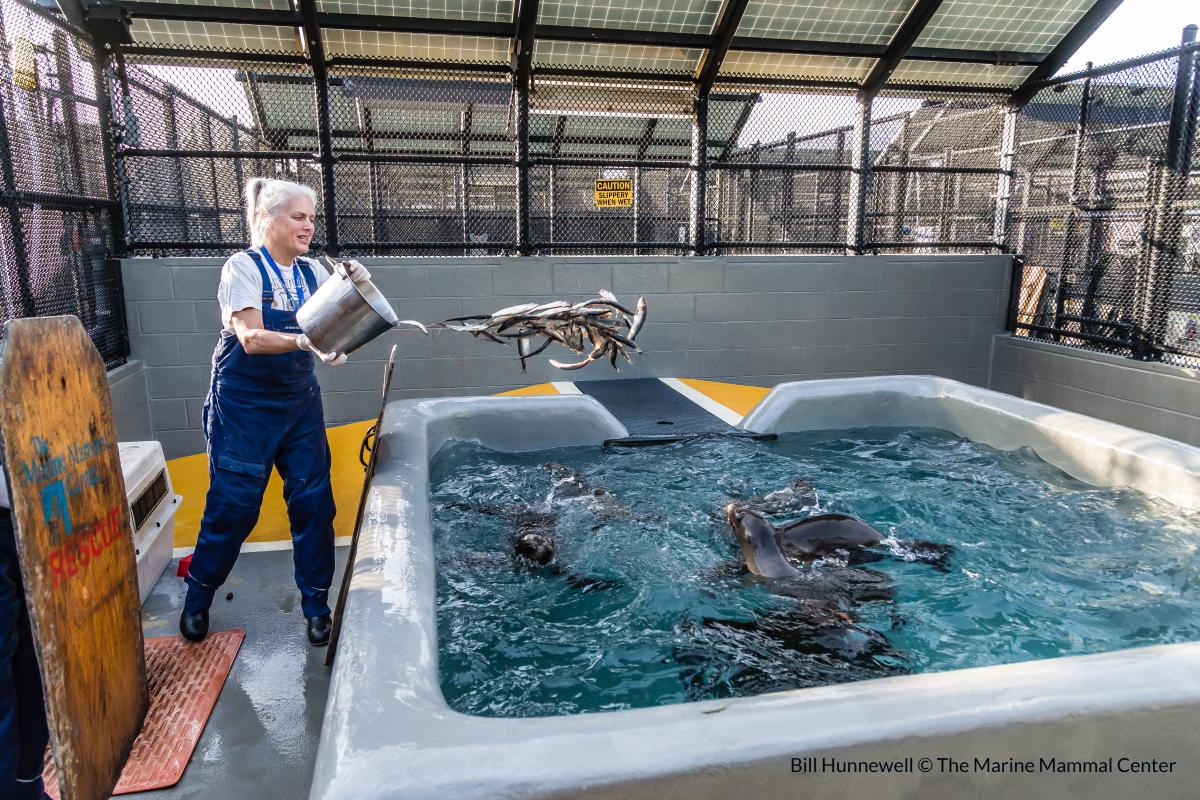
xmin=431 ymin=428 xmax=1200 ymax=717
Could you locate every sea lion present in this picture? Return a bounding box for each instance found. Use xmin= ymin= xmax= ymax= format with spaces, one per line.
xmin=739 ymin=478 xmax=819 ymax=516
xmin=775 ymin=513 xmax=883 ymax=558
xmin=724 ymin=503 xmax=801 ymax=579
xmin=543 ymin=461 xmax=630 ymax=523
xmin=724 ymin=503 xmax=896 ymax=604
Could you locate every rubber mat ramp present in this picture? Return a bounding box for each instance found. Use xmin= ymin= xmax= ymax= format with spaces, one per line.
xmin=575 ymin=378 xmax=740 ymax=439
xmin=45 ymin=629 xmax=245 ymax=797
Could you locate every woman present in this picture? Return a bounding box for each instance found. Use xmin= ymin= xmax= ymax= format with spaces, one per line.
xmin=179 ymin=178 xmax=369 ymax=646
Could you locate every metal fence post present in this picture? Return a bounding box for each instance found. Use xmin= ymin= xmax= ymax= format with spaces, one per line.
xmin=230 ymin=117 xmax=245 ymax=241
xmin=992 ymin=106 xmax=1018 ymax=246
xmin=1053 ymin=64 xmax=1092 ymax=338
xmin=845 ymin=96 xmax=871 ymax=254
xmin=93 ymin=46 xmax=129 ymax=256
xmin=1132 ymin=25 xmax=1198 ymax=359
xmin=689 ymin=89 xmax=708 ymax=255
xmin=298 ymin=0 xmax=339 ymax=255
xmin=106 ymin=49 xmax=135 ymax=254
xmin=514 ymin=74 xmax=531 ymax=255
xmin=162 ymin=86 xmax=191 ymax=244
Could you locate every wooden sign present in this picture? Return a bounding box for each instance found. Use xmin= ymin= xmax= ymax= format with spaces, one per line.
xmin=0 ymin=316 xmax=147 ymax=800
xmin=594 ymin=178 xmax=633 ymax=208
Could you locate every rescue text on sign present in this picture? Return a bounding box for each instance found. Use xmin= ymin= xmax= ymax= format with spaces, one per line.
xmin=594 ymin=179 xmax=633 ymax=208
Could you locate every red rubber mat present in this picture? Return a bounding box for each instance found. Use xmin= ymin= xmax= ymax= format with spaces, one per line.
xmin=45 ymin=629 xmax=245 ymax=797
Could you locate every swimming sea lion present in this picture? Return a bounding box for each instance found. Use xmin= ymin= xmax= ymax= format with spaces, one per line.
xmin=775 ymin=513 xmax=883 ymax=559
xmin=543 ymin=461 xmax=630 ymax=523
xmin=724 ymin=503 xmax=800 ymax=578
xmin=740 ymin=478 xmax=818 ymax=516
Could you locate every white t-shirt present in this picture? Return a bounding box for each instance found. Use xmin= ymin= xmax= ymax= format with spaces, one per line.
xmin=217 ymin=249 xmax=333 ymax=335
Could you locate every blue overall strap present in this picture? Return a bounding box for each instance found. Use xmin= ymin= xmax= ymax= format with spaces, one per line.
xmin=296 ymin=258 xmax=319 ymax=299
xmin=256 ymin=246 xmax=305 ymax=309
xmin=243 ymin=249 xmax=275 ymax=304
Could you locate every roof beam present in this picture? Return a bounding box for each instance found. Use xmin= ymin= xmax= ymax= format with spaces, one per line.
xmin=1009 ymin=0 xmax=1125 ymax=107
xmin=696 ymin=0 xmax=751 ymax=93
xmin=859 ymin=0 xmax=946 ymax=99
xmin=115 ymin=1 xmax=296 ymax=25
xmin=54 ymin=0 xmax=87 ymax=29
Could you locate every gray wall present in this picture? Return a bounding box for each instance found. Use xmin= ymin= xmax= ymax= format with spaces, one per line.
xmin=990 ymin=335 xmax=1200 ymax=448
xmin=122 ymin=254 xmax=1012 ymax=458
xmin=107 ymin=359 xmax=153 ymax=443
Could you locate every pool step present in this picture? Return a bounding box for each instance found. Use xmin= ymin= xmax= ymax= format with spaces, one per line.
xmin=574 ymin=378 xmax=767 ymax=443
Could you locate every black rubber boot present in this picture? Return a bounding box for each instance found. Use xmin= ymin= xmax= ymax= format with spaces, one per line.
xmin=306 ymin=614 xmax=332 ymax=646
xmin=179 ymin=609 xmax=209 ymax=643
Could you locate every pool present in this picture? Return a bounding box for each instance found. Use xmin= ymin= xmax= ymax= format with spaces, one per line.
xmin=311 ymin=377 xmax=1200 ymax=800
xmin=430 ymin=429 xmax=1200 ymax=718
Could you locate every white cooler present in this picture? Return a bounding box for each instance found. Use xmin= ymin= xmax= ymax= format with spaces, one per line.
xmin=118 ymin=441 xmax=182 ymax=604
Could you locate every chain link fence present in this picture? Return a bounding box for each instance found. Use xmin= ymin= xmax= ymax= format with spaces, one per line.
xmin=0 ymin=0 xmax=125 ymax=367
xmin=97 ymin=37 xmax=1018 ymax=259
xmin=1009 ymin=41 xmax=1200 ymax=369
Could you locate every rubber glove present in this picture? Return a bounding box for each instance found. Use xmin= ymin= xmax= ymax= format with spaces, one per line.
xmin=337 ymin=259 xmax=371 ymax=282
xmin=296 ymin=334 xmax=348 ymax=365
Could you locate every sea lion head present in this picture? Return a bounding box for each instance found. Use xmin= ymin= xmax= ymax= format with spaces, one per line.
xmin=513 ymin=531 xmax=555 ymax=565
xmin=725 ymin=503 xmax=802 ymax=579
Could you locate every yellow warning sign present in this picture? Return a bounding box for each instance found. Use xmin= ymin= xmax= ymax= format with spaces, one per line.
xmin=12 ymin=37 xmax=38 ymax=92
xmin=594 ymin=179 xmax=633 ymax=208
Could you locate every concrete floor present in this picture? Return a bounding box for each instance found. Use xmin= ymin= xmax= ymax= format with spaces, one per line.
xmin=135 ymin=547 xmax=348 ymax=800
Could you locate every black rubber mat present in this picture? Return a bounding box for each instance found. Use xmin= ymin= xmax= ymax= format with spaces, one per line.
xmin=575 ymin=378 xmax=739 ymax=439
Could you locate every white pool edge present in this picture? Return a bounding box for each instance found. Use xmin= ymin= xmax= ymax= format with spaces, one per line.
xmin=311 ymin=378 xmax=1200 ymax=800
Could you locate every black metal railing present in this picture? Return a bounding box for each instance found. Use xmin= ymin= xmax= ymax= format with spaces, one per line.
xmin=95 ymin=38 xmax=1018 ymax=258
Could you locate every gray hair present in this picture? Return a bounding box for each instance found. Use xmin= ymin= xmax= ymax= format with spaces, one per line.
xmin=245 ymin=178 xmax=317 ymax=247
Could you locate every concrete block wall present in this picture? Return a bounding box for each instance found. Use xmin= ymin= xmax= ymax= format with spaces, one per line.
xmin=122 ymin=254 xmax=1012 ymax=458
xmin=990 ymin=336 xmax=1200 ymax=448
xmin=107 ymin=359 xmax=153 ymax=443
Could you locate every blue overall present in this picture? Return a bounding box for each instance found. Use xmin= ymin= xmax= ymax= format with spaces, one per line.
xmin=0 ymin=509 xmax=51 ymax=800
xmin=184 ymin=249 xmax=336 ymax=619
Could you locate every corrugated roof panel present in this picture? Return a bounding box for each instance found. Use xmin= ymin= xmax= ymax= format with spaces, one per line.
xmin=322 ymin=29 xmax=510 ymax=62
xmin=720 ymin=51 xmax=871 ymax=81
xmin=316 ymin=0 xmax=514 ymax=23
xmin=536 ymin=0 xmax=723 ymax=35
xmin=735 ymin=0 xmax=911 ymax=44
xmin=534 ymin=40 xmax=702 ymax=74
xmin=914 ymin=0 xmax=1095 ymax=52
xmin=130 ymin=18 xmax=302 ymax=51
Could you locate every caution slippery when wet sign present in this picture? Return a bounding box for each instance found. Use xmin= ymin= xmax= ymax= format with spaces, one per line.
xmin=594 ymin=179 xmax=633 ymax=208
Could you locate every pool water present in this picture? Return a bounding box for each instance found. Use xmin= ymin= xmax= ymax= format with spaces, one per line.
xmin=430 ymin=428 xmax=1200 ymax=717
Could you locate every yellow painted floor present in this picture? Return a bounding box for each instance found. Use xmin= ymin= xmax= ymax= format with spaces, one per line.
xmin=167 ymin=378 xmax=770 ymax=549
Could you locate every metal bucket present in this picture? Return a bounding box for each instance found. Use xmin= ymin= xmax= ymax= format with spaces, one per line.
xmin=296 ymin=271 xmax=399 ymax=356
